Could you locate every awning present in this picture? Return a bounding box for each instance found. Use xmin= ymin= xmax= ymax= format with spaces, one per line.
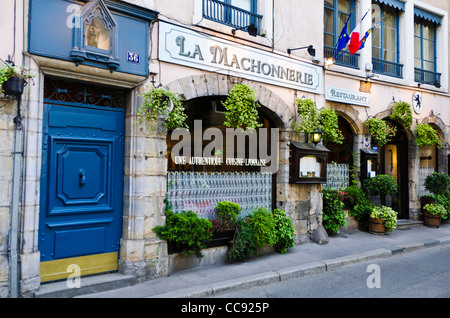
xmin=373 ymin=0 xmax=405 ymax=12
xmin=414 ymin=7 xmax=443 ymax=25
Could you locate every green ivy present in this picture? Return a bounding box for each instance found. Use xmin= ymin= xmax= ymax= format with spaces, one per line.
xmin=370 ymin=205 xmax=397 ymax=232
xmin=153 ymin=210 xmax=212 ymax=258
xmin=322 ymin=188 xmax=346 ymax=235
xmin=414 ymin=123 xmax=443 ymax=148
xmin=390 ymin=101 xmax=412 ymax=130
xmin=294 ymin=98 xmax=343 ymax=144
xmin=364 ymin=117 xmax=396 ymax=147
xmin=137 ymin=87 xmax=188 ymax=131
xmin=222 ymin=84 xmax=262 ymax=131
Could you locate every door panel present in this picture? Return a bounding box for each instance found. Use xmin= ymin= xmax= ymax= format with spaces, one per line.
xmin=39 ymin=103 xmax=124 ymax=282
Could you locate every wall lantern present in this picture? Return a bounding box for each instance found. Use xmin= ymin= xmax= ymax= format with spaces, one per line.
xmin=287 ymin=45 xmax=316 ymax=57
xmin=232 ymin=23 xmax=258 ymax=37
xmin=310 ymin=129 xmax=322 ymax=146
xmin=289 ymin=141 xmax=329 ymax=184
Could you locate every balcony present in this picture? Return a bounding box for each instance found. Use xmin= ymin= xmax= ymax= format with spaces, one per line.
xmin=324 ymin=46 xmax=359 ymax=69
xmin=372 ymin=58 xmax=403 ymax=79
xmin=415 ymin=68 xmax=441 ymax=87
xmin=203 ymin=0 xmax=263 ymax=34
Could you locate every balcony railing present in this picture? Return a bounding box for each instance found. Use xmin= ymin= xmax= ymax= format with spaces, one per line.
xmin=324 ymin=46 xmax=359 ymax=69
xmin=415 ymin=68 xmax=441 ymax=86
xmin=203 ymin=0 xmax=262 ymax=34
xmin=372 ymin=58 xmax=403 ymax=79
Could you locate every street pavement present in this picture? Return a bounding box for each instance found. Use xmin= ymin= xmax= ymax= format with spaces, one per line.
xmin=37 ymin=221 xmax=450 ymax=298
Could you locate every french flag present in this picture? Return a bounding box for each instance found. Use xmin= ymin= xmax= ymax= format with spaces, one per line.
xmin=348 ymin=10 xmax=369 ymax=55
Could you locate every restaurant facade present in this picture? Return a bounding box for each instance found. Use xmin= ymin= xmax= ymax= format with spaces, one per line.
xmin=0 ymin=0 xmax=448 ymax=297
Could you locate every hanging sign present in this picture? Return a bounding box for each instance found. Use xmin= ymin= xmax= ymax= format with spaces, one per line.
xmin=159 ymin=21 xmax=323 ymax=94
xmin=326 ymin=86 xmax=371 ymax=107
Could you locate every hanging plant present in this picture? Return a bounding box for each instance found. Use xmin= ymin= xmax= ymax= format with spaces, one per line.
xmin=0 ymin=61 xmax=35 ymax=96
xmin=293 ymin=98 xmax=343 ymax=144
xmin=136 ymin=87 xmax=188 ymax=131
xmin=390 ymin=101 xmax=412 ymax=130
xmin=222 ymin=84 xmax=262 ymax=131
xmin=364 ymin=117 xmax=396 ymax=147
xmin=414 ymin=123 xmax=443 ymax=148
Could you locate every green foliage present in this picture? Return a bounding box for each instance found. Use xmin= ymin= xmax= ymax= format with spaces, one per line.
xmin=364 ymin=117 xmax=396 ymax=146
xmin=294 ymin=98 xmax=320 ymax=135
xmin=428 ymin=193 xmax=450 ymax=220
xmin=273 ymin=209 xmax=295 ymax=254
xmin=153 ymin=210 xmax=212 ymax=258
xmin=322 ymin=188 xmax=346 ymax=235
xmin=248 ymin=208 xmax=277 ymax=248
xmin=344 ymin=185 xmax=373 ymax=230
xmin=222 ymin=84 xmax=262 ymax=131
xmin=0 ymin=61 xmax=35 ymax=93
xmin=293 ymin=99 xmax=343 ymax=144
xmin=215 ymin=201 xmax=241 ymax=230
xmin=319 ymin=108 xmax=344 ymax=144
xmin=137 ymin=87 xmax=188 ymax=131
xmin=423 ymin=203 xmax=448 ymax=218
xmin=414 ymin=123 xmax=443 ymax=148
xmin=227 ymin=218 xmax=259 ymax=261
xmin=424 ymin=172 xmax=450 ymax=196
xmin=228 ymin=208 xmax=295 ymax=261
xmin=390 ymin=101 xmax=412 ymax=129
xmin=370 ymin=205 xmax=397 ymax=232
xmin=363 ymin=174 xmax=398 ymax=196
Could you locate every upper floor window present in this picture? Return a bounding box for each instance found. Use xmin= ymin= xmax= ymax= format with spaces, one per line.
xmin=203 ymin=0 xmax=262 ymax=35
xmin=414 ymin=8 xmax=442 ymax=87
xmin=371 ymin=2 xmax=402 ymax=78
xmin=324 ymin=0 xmax=359 ymax=69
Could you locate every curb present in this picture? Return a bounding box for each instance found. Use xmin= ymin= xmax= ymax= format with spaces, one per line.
xmin=149 ymin=235 xmax=450 ymax=298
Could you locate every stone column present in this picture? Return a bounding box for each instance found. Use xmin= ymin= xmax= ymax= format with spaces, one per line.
xmin=119 ymin=88 xmax=168 ymax=281
xmin=408 ymin=140 xmax=420 ymax=220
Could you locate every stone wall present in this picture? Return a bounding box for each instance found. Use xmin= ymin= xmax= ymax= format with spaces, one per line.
xmin=0 ymin=98 xmax=16 ymax=297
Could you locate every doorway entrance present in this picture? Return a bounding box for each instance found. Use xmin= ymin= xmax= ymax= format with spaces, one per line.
xmin=380 ymin=120 xmax=409 ymax=219
xmin=39 ymin=78 xmax=126 ymax=282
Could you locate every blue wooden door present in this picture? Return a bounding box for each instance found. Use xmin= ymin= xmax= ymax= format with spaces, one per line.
xmin=39 ymin=103 xmax=125 ymax=282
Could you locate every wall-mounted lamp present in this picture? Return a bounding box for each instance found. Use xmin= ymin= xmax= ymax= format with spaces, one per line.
xmin=232 ymin=23 xmax=258 ymax=37
xmin=287 ymin=45 xmax=316 ymax=57
xmin=325 ymin=56 xmax=335 ymax=68
xmin=310 ymin=129 xmax=323 ymax=146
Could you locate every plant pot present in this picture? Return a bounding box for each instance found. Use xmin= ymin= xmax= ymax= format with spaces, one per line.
xmin=205 ymin=229 xmax=235 ymax=248
xmin=423 ymin=211 xmax=441 ymax=228
xmin=2 ymin=77 xmax=24 ymax=96
xmin=368 ymin=217 xmax=386 ymax=235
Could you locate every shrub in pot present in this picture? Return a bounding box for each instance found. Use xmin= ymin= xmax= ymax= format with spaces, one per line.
xmin=0 ymin=61 xmax=35 ymax=96
xmin=215 ymin=201 xmax=241 ymax=230
xmin=423 ymin=203 xmax=447 ymax=228
xmin=369 ymin=205 xmax=397 ymax=235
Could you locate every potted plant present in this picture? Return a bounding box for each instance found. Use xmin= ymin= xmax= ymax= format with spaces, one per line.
xmin=222 ymin=83 xmax=262 ymax=132
xmin=364 ymin=117 xmax=396 ymax=147
xmin=293 ymin=98 xmax=343 ymax=144
xmin=369 ymin=205 xmax=397 ymax=235
xmin=414 ymin=123 xmax=443 ymax=148
xmin=363 ymin=175 xmax=398 ymax=235
xmin=422 ymin=203 xmax=447 ymax=228
xmin=136 ymin=87 xmax=188 ymax=131
xmin=322 ymin=187 xmax=347 ymax=236
xmin=0 ymin=61 xmax=35 ymax=97
xmin=424 ymin=172 xmax=450 ymax=197
xmin=210 ymin=201 xmax=241 ymax=247
xmin=390 ymin=101 xmax=412 ymax=130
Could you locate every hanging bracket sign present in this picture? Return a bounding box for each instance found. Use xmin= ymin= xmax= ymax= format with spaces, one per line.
xmin=159 ymin=21 xmax=323 ymax=94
